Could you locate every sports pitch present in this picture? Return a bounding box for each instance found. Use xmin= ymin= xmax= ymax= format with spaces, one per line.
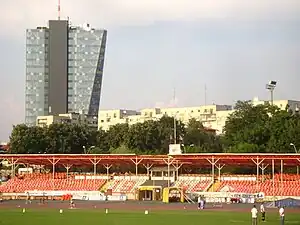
xmin=1 ymin=209 xmax=300 ymax=225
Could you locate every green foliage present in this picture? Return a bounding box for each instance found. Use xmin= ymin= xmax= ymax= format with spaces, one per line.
xmin=184 ymin=118 xmax=222 ymax=153
xmin=223 ymin=101 xmax=300 ymax=153
xmin=9 ymin=116 xmax=217 ymax=154
xmin=9 ymin=124 xmax=48 ymax=154
xmin=9 ymin=104 xmax=300 ymax=154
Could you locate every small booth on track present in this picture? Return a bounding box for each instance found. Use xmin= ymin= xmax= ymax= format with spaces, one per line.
xmin=162 ymin=187 xmax=185 ymax=203
xmin=138 ymin=180 xmax=168 ymax=201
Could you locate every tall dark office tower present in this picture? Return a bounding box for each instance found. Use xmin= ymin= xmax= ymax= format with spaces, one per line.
xmin=25 ymin=20 xmax=107 ymax=126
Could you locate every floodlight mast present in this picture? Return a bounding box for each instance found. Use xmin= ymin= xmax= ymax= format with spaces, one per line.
xmin=265 ymin=81 xmax=277 ymax=105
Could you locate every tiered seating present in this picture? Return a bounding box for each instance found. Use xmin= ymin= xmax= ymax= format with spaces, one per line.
xmin=259 ymin=181 xmax=300 ymax=196
xmin=174 ymin=175 xmax=212 ymax=192
xmin=217 ymin=174 xmax=300 ymax=196
xmin=107 ymin=177 xmax=147 ymax=193
xmin=217 ymin=180 xmax=256 ymax=193
xmin=274 ymin=174 xmax=300 ymax=181
xmin=0 ymin=173 xmax=106 ymax=193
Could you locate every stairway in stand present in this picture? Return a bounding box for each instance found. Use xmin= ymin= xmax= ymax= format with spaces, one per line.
xmin=208 ymin=180 xmax=220 ymax=192
xmin=100 ymin=180 xmax=111 ymax=192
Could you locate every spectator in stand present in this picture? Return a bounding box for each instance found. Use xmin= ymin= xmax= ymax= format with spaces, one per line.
xmin=251 ymin=205 xmax=258 ymax=225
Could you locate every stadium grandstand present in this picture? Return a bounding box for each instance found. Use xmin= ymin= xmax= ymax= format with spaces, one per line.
xmin=0 ymin=153 xmax=299 ymax=203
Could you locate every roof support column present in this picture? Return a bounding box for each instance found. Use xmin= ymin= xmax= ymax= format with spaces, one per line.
xmin=259 ymin=163 xmax=269 ymax=182
xmin=251 ymin=157 xmax=264 ymax=193
xmin=143 ymin=163 xmax=153 ymax=178
xmin=103 ymin=164 xmax=112 ymax=181
xmin=8 ymin=158 xmax=19 ymax=177
xmin=63 ymin=164 xmax=73 ymax=180
xmin=172 ymin=161 xmax=183 ymax=181
xmin=215 ymin=164 xmax=225 ymax=182
xmin=92 ymin=157 xmax=101 ymax=188
xmin=90 ymin=158 xmax=101 ymax=186
xmin=90 ymin=158 xmax=101 ymax=177
xmin=297 ymin=159 xmax=300 ymax=178
xmin=163 ymin=156 xmax=174 ymax=188
xmin=131 ymin=156 xmax=143 ymax=177
xmin=272 ymin=159 xmax=275 ymax=200
xmin=48 ymin=158 xmax=60 ymax=191
xmin=207 ymin=156 xmax=219 ymax=192
xmin=280 ymin=159 xmax=284 ymax=197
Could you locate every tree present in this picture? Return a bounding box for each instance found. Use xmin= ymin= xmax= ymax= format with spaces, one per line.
xmin=105 ymin=123 xmax=129 ymax=149
xmin=94 ymin=129 xmax=109 ymax=153
xmin=156 ymin=116 xmax=186 ymax=154
xmin=266 ymin=109 xmax=300 ymax=153
xmin=125 ymin=122 xmax=148 ymax=151
xmin=184 ymin=118 xmax=222 ymax=153
xmin=223 ymin=101 xmax=271 ymax=152
xmin=223 ymin=100 xmax=300 ymax=153
xmin=9 ymin=100 xmax=300 ymax=156
xmin=9 ymin=124 xmax=48 ymax=154
xmin=46 ymin=123 xmax=93 ymax=154
xmin=125 ymin=120 xmax=163 ymax=152
xmin=110 ymin=144 xmax=134 ymax=154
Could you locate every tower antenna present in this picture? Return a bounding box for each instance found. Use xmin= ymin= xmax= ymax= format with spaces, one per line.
xmin=173 ymin=87 xmax=177 ymax=144
xmin=204 ymin=84 xmax=207 ymax=105
xmin=58 ymin=0 xmax=61 ymax=20
xmin=173 ymin=87 xmax=176 ymax=107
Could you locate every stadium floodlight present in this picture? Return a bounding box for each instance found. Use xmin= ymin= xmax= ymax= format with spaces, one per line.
xmin=265 ymin=80 xmax=277 ymax=105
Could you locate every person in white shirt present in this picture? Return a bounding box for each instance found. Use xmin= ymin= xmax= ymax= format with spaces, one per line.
xmin=260 ymin=203 xmax=266 ymax=222
xmin=26 ymin=192 xmax=31 ymax=204
xmin=279 ymin=206 xmax=285 ymax=225
xmin=251 ymin=205 xmax=258 ymax=225
xmin=197 ymin=196 xmax=201 ymax=209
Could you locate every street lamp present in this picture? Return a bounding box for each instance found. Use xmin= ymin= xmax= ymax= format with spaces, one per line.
xmin=265 ymin=80 xmax=277 ymax=105
xmin=290 ymin=143 xmax=298 ymax=153
xmin=181 ymin=144 xmax=194 ymax=153
xmin=290 ymin=143 xmax=299 ymax=176
xmin=83 ymin=145 xmax=95 ymax=154
xmin=89 ymin=146 xmax=95 ymax=154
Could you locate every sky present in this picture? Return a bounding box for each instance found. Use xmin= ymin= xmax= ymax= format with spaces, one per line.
xmin=0 ymin=0 xmax=300 ymax=141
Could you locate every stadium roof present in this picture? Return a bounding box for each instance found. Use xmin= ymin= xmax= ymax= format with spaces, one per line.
xmin=0 ymin=153 xmax=299 ymax=168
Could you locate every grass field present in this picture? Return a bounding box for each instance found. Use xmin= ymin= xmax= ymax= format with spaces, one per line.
xmin=1 ymin=209 xmax=300 ymax=225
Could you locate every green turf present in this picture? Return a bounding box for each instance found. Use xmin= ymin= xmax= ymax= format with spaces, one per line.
xmin=1 ymin=209 xmax=299 ymax=225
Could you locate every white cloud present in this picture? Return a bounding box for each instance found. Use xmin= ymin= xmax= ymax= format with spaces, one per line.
xmin=0 ymin=0 xmax=299 ymax=37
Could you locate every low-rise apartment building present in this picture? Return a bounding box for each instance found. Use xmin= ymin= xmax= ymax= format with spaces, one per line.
xmin=98 ymin=104 xmax=233 ymax=134
xmin=98 ymin=97 xmax=300 ymax=135
xmin=36 ymin=113 xmax=98 ymax=129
